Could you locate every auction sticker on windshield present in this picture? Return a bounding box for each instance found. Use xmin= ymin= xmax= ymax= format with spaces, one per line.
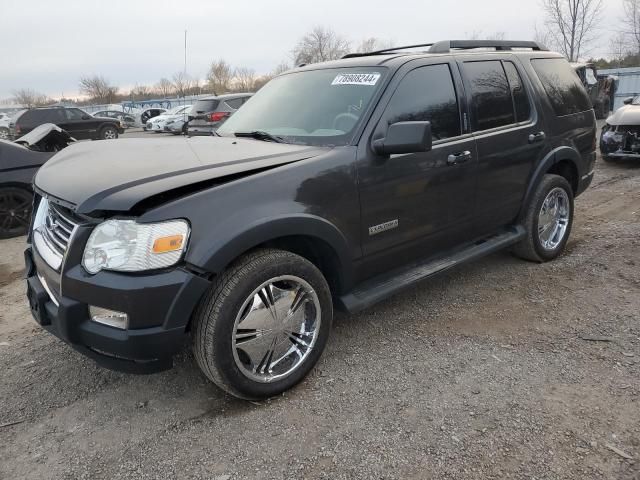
xmin=332 ymin=73 xmax=381 ymax=86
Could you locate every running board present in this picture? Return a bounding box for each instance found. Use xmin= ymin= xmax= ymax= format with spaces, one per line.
xmin=337 ymin=226 xmax=526 ymax=313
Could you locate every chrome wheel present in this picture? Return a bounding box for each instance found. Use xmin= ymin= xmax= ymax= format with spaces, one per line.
xmin=232 ymin=275 xmax=321 ymax=383
xmin=103 ymin=128 xmax=117 ymax=139
xmin=538 ymin=187 xmax=570 ymax=250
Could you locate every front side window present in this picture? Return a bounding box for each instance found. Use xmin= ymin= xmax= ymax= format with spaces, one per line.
xmin=65 ymin=108 xmax=87 ymax=120
xmin=531 ymin=58 xmax=592 ymax=116
xmin=217 ymin=67 xmax=387 ymax=146
xmin=464 ymin=60 xmax=515 ymax=131
xmin=382 ymin=64 xmax=461 ymax=141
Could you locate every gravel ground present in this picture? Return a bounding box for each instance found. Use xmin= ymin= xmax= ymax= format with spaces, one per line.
xmin=0 ymin=152 xmax=639 ymax=480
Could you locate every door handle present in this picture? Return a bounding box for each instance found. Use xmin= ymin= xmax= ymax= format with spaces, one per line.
xmin=528 ymin=131 xmax=546 ymax=143
xmin=447 ymin=150 xmax=472 ymax=166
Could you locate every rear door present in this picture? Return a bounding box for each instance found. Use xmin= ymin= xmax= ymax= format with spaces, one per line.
xmin=458 ymin=56 xmax=547 ymax=236
xmin=357 ymin=59 xmax=478 ymax=277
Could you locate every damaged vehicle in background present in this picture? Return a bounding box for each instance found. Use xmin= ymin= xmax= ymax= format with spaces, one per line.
xmin=0 ymin=124 xmax=74 ymax=238
xmin=600 ymin=96 xmax=640 ymax=161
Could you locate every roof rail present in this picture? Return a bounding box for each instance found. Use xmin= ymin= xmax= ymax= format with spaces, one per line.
xmin=342 ymin=43 xmax=434 ymax=59
xmin=428 ymin=40 xmax=547 ymax=53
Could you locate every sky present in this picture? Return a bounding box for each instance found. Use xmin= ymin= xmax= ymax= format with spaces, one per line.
xmin=0 ymin=0 xmax=623 ymax=100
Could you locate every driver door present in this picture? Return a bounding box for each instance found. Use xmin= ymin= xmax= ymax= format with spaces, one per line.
xmin=356 ymin=60 xmax=478 ymax=278
xmin=62 ymin=108 xmax=93 ymax=139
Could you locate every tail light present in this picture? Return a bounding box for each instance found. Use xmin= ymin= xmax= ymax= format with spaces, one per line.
xmin=207 ymin=112 xmax=230 ymax=122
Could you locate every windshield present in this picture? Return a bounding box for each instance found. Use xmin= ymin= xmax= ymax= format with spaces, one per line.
xmin=217 ymin=67 xmax=386 ymax=146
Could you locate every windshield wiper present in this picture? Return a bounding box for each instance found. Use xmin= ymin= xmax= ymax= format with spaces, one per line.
xmin=234 ymin=130 xmax=285 ymax=143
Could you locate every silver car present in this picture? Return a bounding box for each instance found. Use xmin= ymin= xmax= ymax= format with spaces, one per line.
xmin=187 ymin=93 xmax=252 ymax=136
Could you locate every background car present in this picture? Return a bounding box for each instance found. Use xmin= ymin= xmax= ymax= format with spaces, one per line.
xmin=600 ymin=95 xmax=640 ymax=161
xmin=187 ymin=93 xmax=252 ymax=136
xmin=0 ymin=114 xmax=10 ymax=140
xmin=146 ymin=105 xmax=192 ymax=132
xmin=10 ymin=107 xmax=124 ymax=140
xmin=139 ymin=108 xmax=166 ymax=130
xmin=0 ymin=124 xmax=74 ymax=238
xmin=92 ymin=110 xmax=136 ymax=128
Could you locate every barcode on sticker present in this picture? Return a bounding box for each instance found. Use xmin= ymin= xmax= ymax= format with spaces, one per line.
xmin=332 ymin=73 xmax=381 ymax=86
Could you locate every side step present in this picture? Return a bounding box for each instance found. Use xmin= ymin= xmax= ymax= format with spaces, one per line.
xmin=337 ymin=226 xmax=526 ymax=313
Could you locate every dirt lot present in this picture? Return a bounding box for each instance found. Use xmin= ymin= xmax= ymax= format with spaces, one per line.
xmin=0 ymin=154 xmax=639 ymax=480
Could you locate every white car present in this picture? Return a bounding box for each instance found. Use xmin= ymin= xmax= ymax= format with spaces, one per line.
xmin=146 ymin=105 xmax=192 ymax=132
xmin=0 ymin=113 xmax=13 ymax=140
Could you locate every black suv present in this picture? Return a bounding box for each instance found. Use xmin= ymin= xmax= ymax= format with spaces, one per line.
xmin=10 ymin=107 xmax=124 ymax=140
xmin=25 ymin=40 xmax=596 ymax=400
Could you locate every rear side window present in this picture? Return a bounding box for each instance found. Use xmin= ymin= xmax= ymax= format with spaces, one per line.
xmin=192 ymin=99 xmax=220 ymax=113
xmin=531 ymin=58 xmax=592 ymax=116
xmin=463 ymin=61 xmax=515 ymax=131
xmin=225 ymin=98 xmax=244 ymax=109
xmin=384 ymin=64 xmax=461 ymax=141
xmin=503 ymin=61 xmax=531 ymax=122
xmin=17 ymin=110 xmax=38 ymax=125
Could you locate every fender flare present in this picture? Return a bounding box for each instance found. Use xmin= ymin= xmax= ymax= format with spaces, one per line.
xmin=194 ymin=213 xmax=355 ymax=289
xmin=518 ymin=146 xmax=580 ymax=220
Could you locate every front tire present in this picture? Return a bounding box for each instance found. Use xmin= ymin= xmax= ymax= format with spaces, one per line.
xmin=100 ymin=125 xmax=118 ymax=140
xmin=192 ymin=249 xmax=333 ymax=399
xmin=513 ymin=174 xmax=574 ymax=262
xmin=0 ymin=187 xmax=33 ymax=239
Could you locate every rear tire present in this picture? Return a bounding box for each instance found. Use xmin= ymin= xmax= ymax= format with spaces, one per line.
xmin=512 ymin=174 xmax=574 ymax=262
xmin=192 ymin=248 xmax=333 ymax=400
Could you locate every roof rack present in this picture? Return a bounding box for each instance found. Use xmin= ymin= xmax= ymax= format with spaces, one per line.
xmin=342 ymin=40 xmax=547 ymax=59
xmin=429 ymin=40 xmax=547 ymax=53
xmin=342 ymin=43 xmax=434 ymax=59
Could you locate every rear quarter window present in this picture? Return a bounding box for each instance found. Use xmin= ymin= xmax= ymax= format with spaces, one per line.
xmin=531 ymin=58 xmax=592 ymax=116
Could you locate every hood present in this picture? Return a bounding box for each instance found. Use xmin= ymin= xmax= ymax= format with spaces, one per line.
xmin=606 ymin=105 xmax=640 ymax=126
xmin=35 ymin=136 xmax=326 ymax=215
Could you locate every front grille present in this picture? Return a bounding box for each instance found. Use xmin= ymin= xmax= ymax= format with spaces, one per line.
xmin=32 ymin=198 xmax=79 ymax=270
xmin=43 ymin=203 xmax=76 ymax=255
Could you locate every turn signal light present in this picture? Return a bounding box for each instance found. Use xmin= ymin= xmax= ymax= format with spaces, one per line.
xmin=152 ymin=235 xmax=184 ymax=254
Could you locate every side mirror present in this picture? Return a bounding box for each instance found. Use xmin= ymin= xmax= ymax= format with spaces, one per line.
xmin=623 ymin=97 xmax=634 ymax=105
xmin=372 ymin=121 xmax=432 ymax=156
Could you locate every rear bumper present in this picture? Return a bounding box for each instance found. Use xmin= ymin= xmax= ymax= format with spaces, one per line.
xmin=25 ymin=246 xmax=210 ymax=374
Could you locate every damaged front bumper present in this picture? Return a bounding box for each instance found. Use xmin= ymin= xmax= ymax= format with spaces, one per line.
xmin=600 ymin=124 xmax=640 ymax=159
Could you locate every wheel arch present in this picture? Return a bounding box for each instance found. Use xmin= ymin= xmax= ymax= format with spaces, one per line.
xmin=194 ymin=214 xmax=355 ymax=295
xmin=519 ymin=147 xmax=580 ymax=221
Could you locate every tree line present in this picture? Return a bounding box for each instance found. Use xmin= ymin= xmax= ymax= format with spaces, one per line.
xmin=8 ymin=2 xmax=640 ymax=108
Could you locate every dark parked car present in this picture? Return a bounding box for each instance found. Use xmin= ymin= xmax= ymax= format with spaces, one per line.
xmin=25 ymin=40 xmax=596 ymax=400
xmin=0 ymin=124 xmax=74 ymax=238
xmin=187 ymin=93 xmax=252 ymax=136
xmin=10 ymin=107 xmax=123 ymax=140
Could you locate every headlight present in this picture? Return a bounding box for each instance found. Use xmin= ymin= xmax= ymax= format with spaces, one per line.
xmin=82 ymin=219 xmax=189 ymax=274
